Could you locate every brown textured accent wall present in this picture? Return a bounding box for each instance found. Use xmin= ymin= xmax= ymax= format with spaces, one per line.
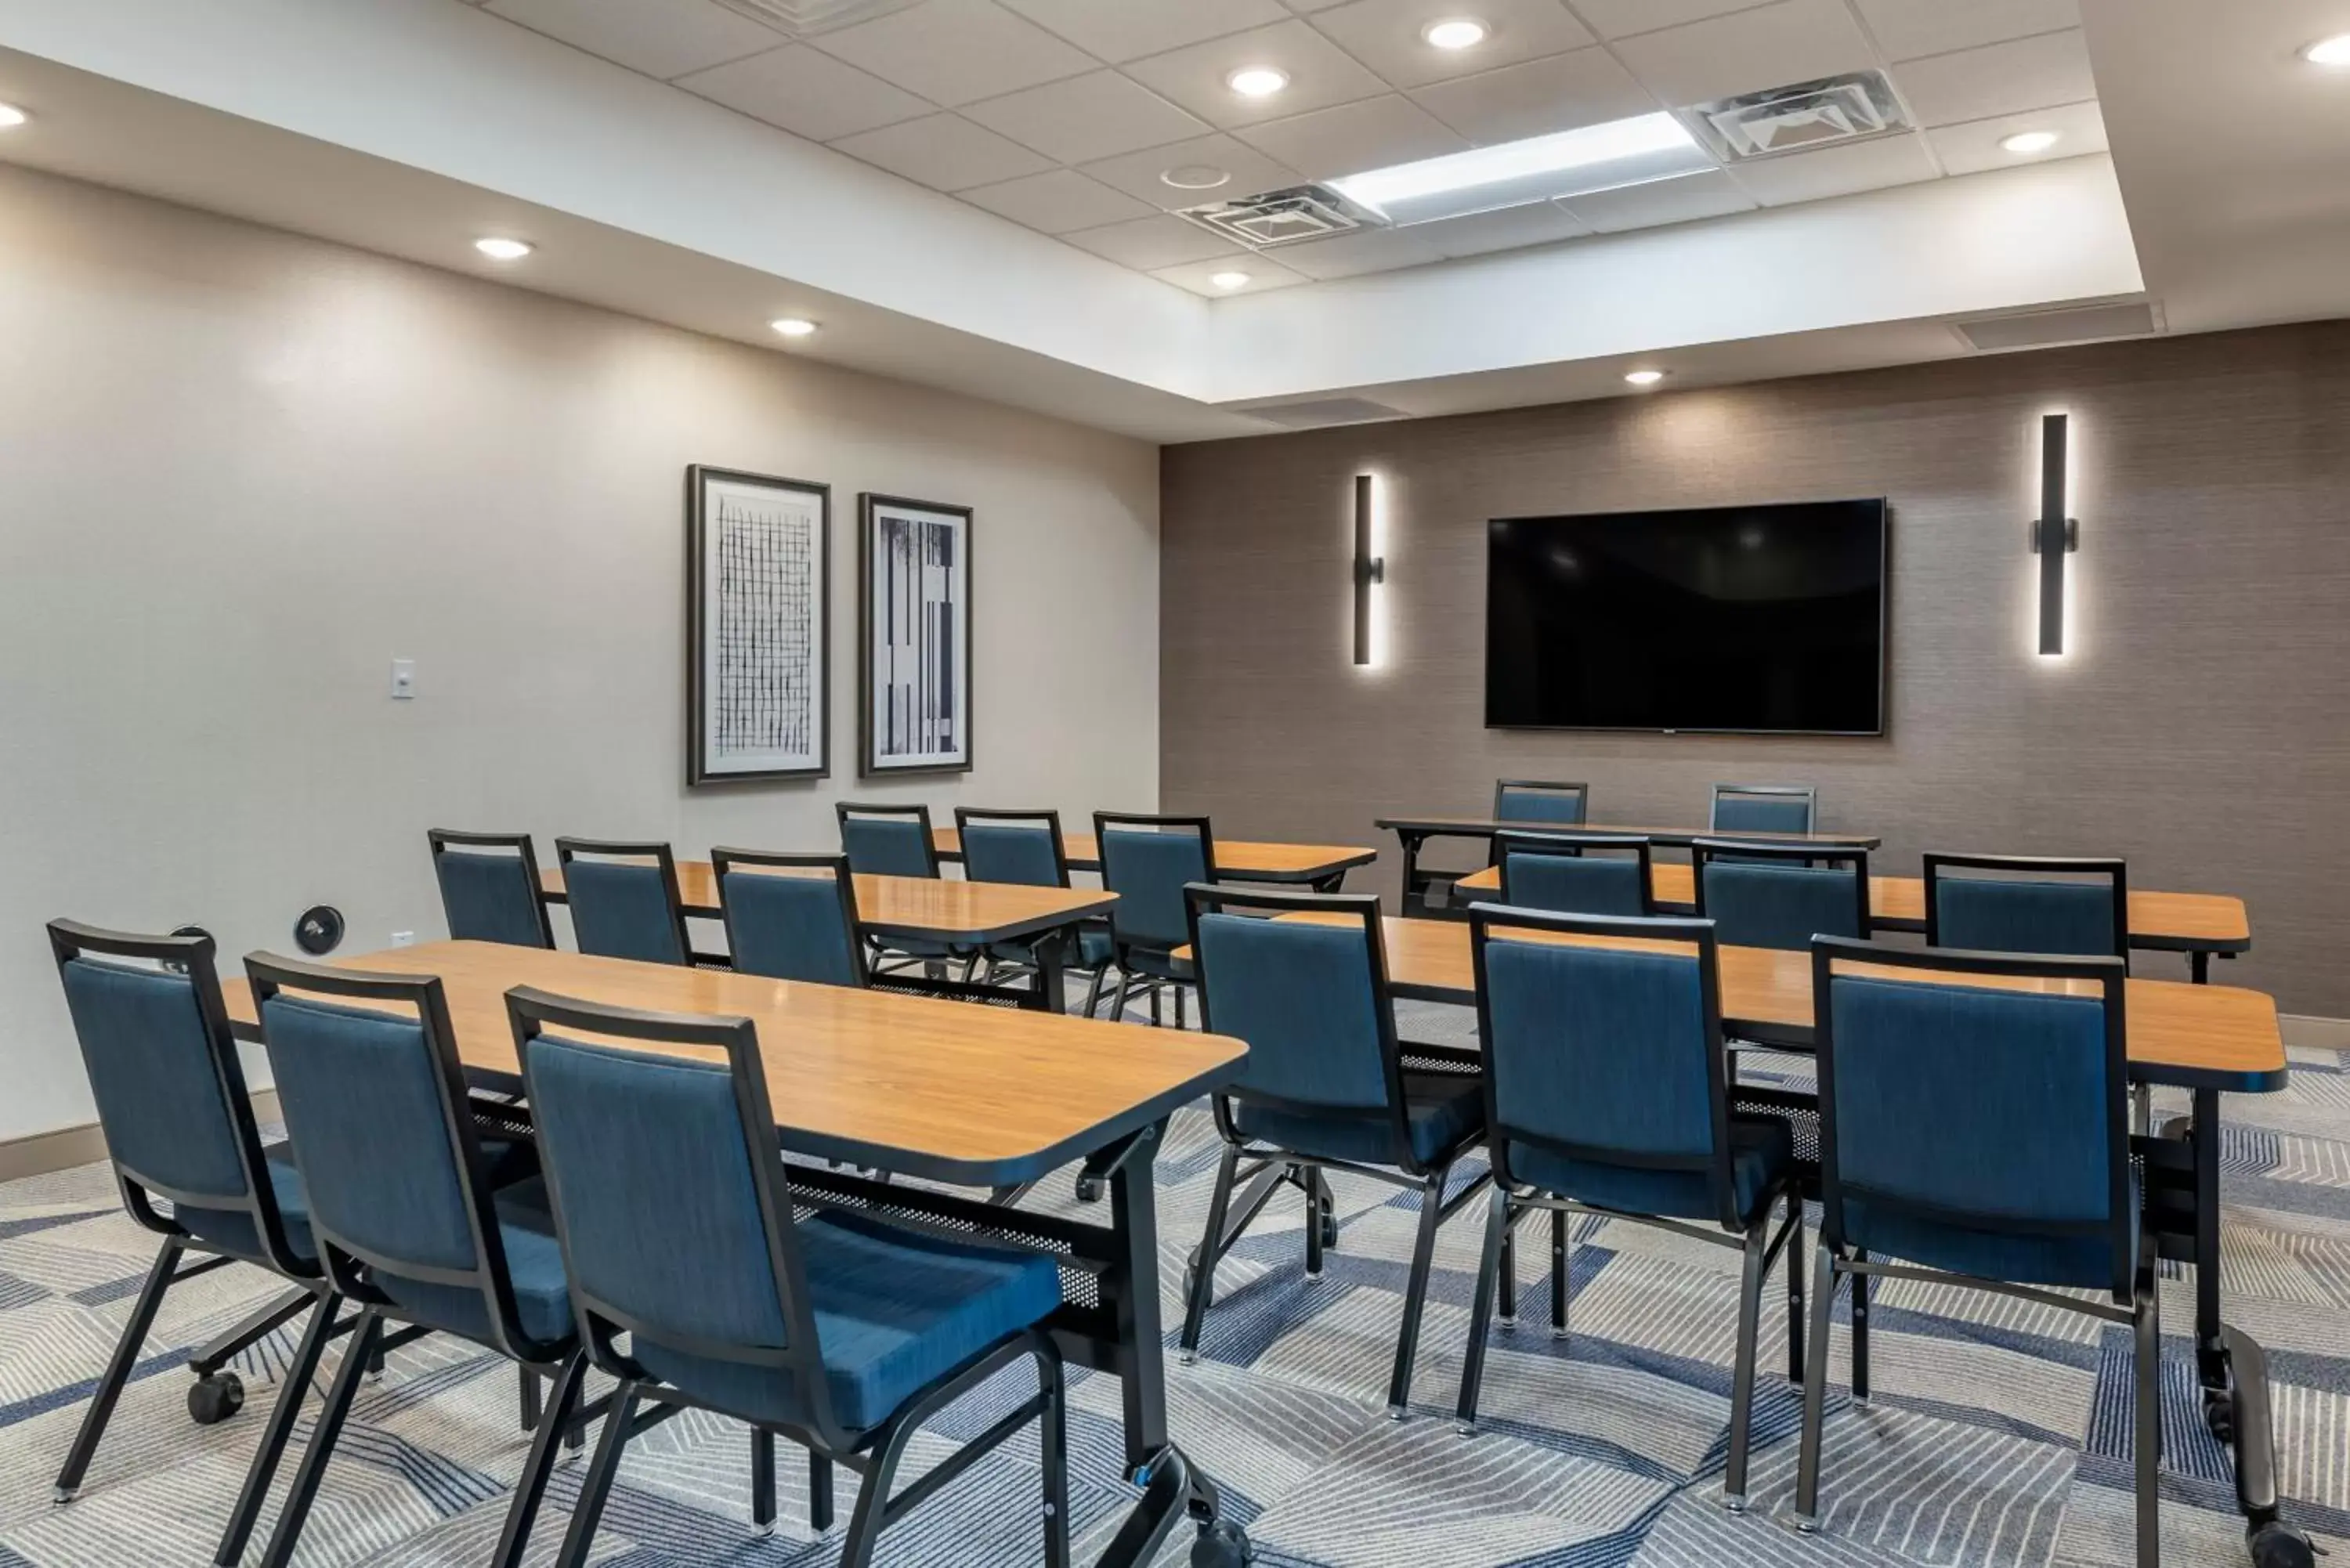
xmin=1160 ymin=323 xmax=2350 ymax=1014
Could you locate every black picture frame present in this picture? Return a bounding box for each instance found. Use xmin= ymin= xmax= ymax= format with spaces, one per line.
xmin=687 ymin=465 xmax=831 ymax=786
xmin=858 ymin=493 xmax=974 ymax=778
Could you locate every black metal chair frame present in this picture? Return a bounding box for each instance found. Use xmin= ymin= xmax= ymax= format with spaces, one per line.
xmin=43 ymin=921 xmax=354 ymax=1567
xmin=1493 ymin=831 xmax=1658 ymax=915
xmin=837 ymin=801 xmax=968 ymax=977
xmin=1690 ymin=838 xmax=1874 ymax=940
xmin=1709 ymin=782 xmax=1818 ymax=833
xmin=1491 ymin=779 xmax=1591 ymax=824
xmin=506 ymin=985 xmax=1071 ymax=1568
xmin=242 ymin=952 xmax=602 ymax=1568
xmin=712 ymin=847 xmax=871 ymax=988
xmin=553 ymin=836 xmax=714 ymax=966
xmin=1177 ymin=886 xmax=1491 ymax=1418
xmin=951 ymin=807 xmax=1112 ymax=1000
xmin=1795 ymin=936 xmax=2156 ymax=1563
xmin=427 ymin=828 xmax=555 ymax=948
xmin=1921 ymin=851 xmax=2131 ymax=960
xmin=1455 ymin=905 xmax=1804 ymax=1512
xmin=1093 ymin=811 xmax=1218 ymax=1028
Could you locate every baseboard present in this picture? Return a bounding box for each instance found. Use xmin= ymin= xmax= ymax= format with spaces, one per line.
xmin=2282 ymin=1014 xmax=2350 ymax=1052
xmin=0 ymin=1089 xmax=282 ymax=1186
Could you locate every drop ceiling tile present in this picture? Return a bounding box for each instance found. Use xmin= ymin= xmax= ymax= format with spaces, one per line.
xmin=1612 ymin=0 xmax=1875 ymax=107
xmin=1560 ymin=167 xmax=1755 ymax=229
xmin=1891 ymin=29 xmax=2096 ymax=127
xmin=1271 ymin=225 xmax=1447 ymax=278
xmin=1409 ymin=46 xmax=1658 ymax=145
xmin=1150 ymin=255 xmax=1311 ymax=294
xmin=828 ymin=112 xmax=1058 ymax=189
xmin=958 ymin=168 xmax=1160 ymax=231
xmin=1079 ymin=134 xmax=1308 ymax=209
xmin=807 ymin=0 xmax=1096 ymax=107
xmin=674 ymin=44 xmax=933 ymax=141
xmin=1061 ymin=213 xmax=1246 ymax=269
xmin=1723 ymin=129 xmax=1938 ymax=204
xmin=1305 ymin=0 xmax=1594 ymax=90
xmin=1850 ymin=0 xmax=2079 ymax=63
xmin=997 ymin=0 xmax=1291 ymax=63
xmin=960 ymin=70 xmax=1211 ymax=163
xmin=1925 ymin=97 xmax=2105 ymax=176
xmin=1123 ymin=19 xmax=1391 ymax=129
xmin=1564 ymin=0 xmax=1780 ymax=42
xmin=485 ymin=0 xmax=782 ymax=79
xmin=1236 ymin=95 xmax=1470 ymax=182
xmin=1420 ymin=199 xmax=1593 ymax=257
xmin=1282 ymin=0 xmax=1353 ymax=13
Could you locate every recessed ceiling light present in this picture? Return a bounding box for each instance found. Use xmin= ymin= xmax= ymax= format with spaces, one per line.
xmin=0 ymin=103 xmax=27 ymax=129
xmin=1161 ymin=164 xmax=1232 ymax=191
xmin=770 ymin=317 xmax=819 ymax=338
xmin=1226 ymin=65 xmax=1289 ymax=99
xmin=474 ymin=237 xmax=533 ymax=261
xmin=1423 ymin=18 xmax=1488 ymax=50
xmin=2000 ymin=129 xmax=2060 ymax=154
xmin=1624 ymin=369 xmax=1665 ymax=386
xmin=2301 ymin=33 xmax=2350 ymax=65
xmin=1329 ymin=113 xmax=1707 ymax=226
xmin=1209 ymin=270 xmax=1253 ymax=291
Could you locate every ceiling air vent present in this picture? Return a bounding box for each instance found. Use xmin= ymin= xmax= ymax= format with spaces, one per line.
xmin=1180 ymin=186 xmax=1384 ymax=249
xmin=714 ymin=0 xmax=925 ymax=33
xmin=1683 ymin=71 xmax=1909 ymax=163
xmin=1240 ymin=398 xmax=1411 ymax=429
xmin=1952 ymin=301 xmax=2165 ymax=352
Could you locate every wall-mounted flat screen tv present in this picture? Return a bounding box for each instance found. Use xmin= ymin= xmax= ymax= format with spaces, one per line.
xmin=1486 ymin=499 xmax=1889 ymax=735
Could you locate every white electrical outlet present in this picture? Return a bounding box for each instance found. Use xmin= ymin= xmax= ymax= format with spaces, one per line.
xmin=391 ymin=930 xmax=416 ymax=948
xmin=390 ymin=659 xmax=417 ymax=699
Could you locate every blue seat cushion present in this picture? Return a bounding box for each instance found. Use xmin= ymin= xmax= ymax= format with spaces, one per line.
xmin=1232 ymin=1072 xmax=1484 ymax=1168
xmin=373 ymin=1176 xmax=574 ymax=1349
xmin=1509 ymin=1115 xmax=1794 ymax=1229
xmin=1842 ymin=1178 xmax=2137 ymax=1290
xmin=177 ymin=1144 xmax=316 ymax=1266
xmin=627 ymin=1209 xmax=1063 ymax=1433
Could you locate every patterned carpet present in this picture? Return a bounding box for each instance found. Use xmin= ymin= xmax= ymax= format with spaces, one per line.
xmin=3 ymin=1006 xmax=2348 ymax=1567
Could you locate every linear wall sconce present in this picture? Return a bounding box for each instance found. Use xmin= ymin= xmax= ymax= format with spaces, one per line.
xmin=2030 ymin=412 xmax=2078 ymax=656
xmin=1353 ymin=473 xmax=1385 ymax=666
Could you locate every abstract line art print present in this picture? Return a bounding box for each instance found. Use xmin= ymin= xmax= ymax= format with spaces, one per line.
xmin=688 ymin=467 xmax=830 ymax=783
xmin=859 ymin=494 xmax=972 ymax=775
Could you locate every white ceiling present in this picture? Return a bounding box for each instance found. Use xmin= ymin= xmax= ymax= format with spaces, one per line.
xmin=461 ymin=0 xmax=2109 ymax=294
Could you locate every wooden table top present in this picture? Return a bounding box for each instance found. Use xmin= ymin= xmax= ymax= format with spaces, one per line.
xmin=223 ymin=941 xmax=1246 ymax=1186
xmin=1450 ymin=863 xmax=2252 ymax=953
xmin=1379 ymin=815 xmax=1882 ymax=850
xmin=542 ymin=864 xmax=1114 ymax=944
xmin=1271 ymin=912 xmax=2286 ymax=1093
xmin=933 ymin=829 xmax=1376 ymax=883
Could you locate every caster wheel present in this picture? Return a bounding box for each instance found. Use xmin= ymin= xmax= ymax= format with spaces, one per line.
xmin=1191 ymin=1518 xmax=1253 ymax=1566
xmin=2204 ymin=1387 xmax=2236 ymax=1445
xmin=188 ymin=1371 xmax=245 ymax=1425
xmin=1318 ymin=1212 xmax=1340 ymax=1249
xmin=1074 ymin=1175 xmax=1101 ymax=1205
xmin=2248 ymin=1522 xmax=2316 ymax=1568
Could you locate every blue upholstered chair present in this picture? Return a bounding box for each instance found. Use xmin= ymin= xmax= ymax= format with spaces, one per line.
xmin=1923 ymin=852 xmax=2128 ymax=960
xmin=1710 ymin=782 xmax=1817 ymax=836
xmin=555 ymin=837 xmax=694 ymax=966
xmin=1456 ymin=905 xmax=1803 ymax=1512
xmin=1495 ymin=832 xmax=1655 ymax=917
xmin=1180 ymin=887 xmax=1489 ymax=1418
xmin=428 ymin=829 xmax=554 ymax=948
xmin=1494 ymin=779 xmax=1590 ymax=826
xmin=1795 ymin=937 xmax=2156 ymax=1563
xmin=953 ymin=807 xmax=1115 ymax=1006
xmin=44 ymin=922 xmax=342 ymax=1564
xmin=508 ymin=985 xmax=1070 ymax=1568
xmin=712 ymin=848 xmax=868 ymax=988
xmin=835 ymin=802 xmax=964 ymax=976
xmin=1094 ymin=811 xmax=1215 ymax=1027
xmin=1692 ymin=839 xmax=1871 ymax=951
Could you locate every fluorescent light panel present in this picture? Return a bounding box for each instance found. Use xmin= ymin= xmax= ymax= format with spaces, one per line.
xmin=1329 ymin=113 xmax=1712 ymax=227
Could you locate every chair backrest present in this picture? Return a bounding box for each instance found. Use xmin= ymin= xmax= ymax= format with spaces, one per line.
xmin=555 ymin=838 xmax=692 ymax=966
xmin=1692 ymin=840 xmax=1871 ymax=952
xmin=836 ymin=803 xmax=938 ymax=879
xmin=427 ymin=829 xmax=553 ymax=948
xmin=508 ymin=987 xmax=849 ymax=1445
xmin=1495 ymin=833 xmax=1654 ymax=917
xmin=1709 ymin=783 xmax=1817 ymax=836
xmin=1468 ymin=904 xmax=1741 ymax=1230
xmin=1184 ymin=887 xmax=1411 ymax=1147
xmin=48 ymin=921 xmax=306 ymax=1271
xmin=1923 ymin=853 xmax=2128 ymax=959
xmin=246 ymin=953 xmax=546 ymax=1356
xmin=953 ymin=807 xmax=1071 ymax=888
xmin=1493 ymin=779 xmax=1589 ymax=826
xmin=712 ymin=848 xmax=867 ymax=988
xmin=1095 ymin=812 xmax=1216 ymax=952
xmin=1811 ymin=936 xmax=2133 ymax=1299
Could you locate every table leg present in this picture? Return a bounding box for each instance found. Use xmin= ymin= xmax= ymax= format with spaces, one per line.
xmin=2193 ymin=949 xmax=2212 ymax=985
xmin=1398 ymin=831 xmax=1426 ymax=916
xmin=1036 ymin=928 xmax=1072 ymax=1016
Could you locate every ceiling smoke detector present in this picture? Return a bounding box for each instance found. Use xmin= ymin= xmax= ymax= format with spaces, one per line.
xmin=1180 ymin=185 xmax=1384 ymax=248
xmin=1683 ymin=71 xmax=1909 ymax=162
xmin=714 ymin=0 xmax=926 ymax=34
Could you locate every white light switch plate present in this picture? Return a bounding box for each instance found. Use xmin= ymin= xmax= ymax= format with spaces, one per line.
xmin=390 ymin=658 xmax=417 ymax=699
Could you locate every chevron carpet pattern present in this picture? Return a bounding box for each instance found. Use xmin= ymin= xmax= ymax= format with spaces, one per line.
xmin=2 ymin=1013 xmax=2348 ymax=1567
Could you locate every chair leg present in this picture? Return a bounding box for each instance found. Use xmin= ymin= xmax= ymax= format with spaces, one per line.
xmin=519 ymin=1366 xmax=541 ymax=1433
xmin=258 ymin=1310 xmax=382 ymax=1568
xmin=553 ymin=1380 xmax=638 ymax=1568
xmin=1180 ymin=1143 xmax=1240 ymax=1363
xmin=1455 ymin=1187 xmax=1511 ymax=1435
xmin=53 ymin=1236 xmax=182 ymax=1503
xmin=1498 ymin=1211 xmax=1518 ymax=1328
xmin=1080 ymin=966 xmax=1106 ymax=1018
xmin=1148 ymin=983 xmax=1162 ymax=1027
xmin=1551 ymin=1207 xmax=1571 ymax=1340
xmin=1109 ymin=970 xmax=1130 ymax=1023
xmin=1786 ymin=1201 xmax=1808 ymax=1385
xmin=214 ymin=1291 xmax=339 ymax=1566
xmin=1303 ymin=1165 xmax=1325 ymax=1280
xmin=1173 ymin=985 xmax=1188 ymax=1030
xmin=1387 ymin=1169 xmax=1449 ymax=1418
xmin=2134 ymin=1248 xmax=2163 ymax=1568
xmin=1722 ymin=1222 xmax=1769 ymax=1512
xmin=1794 ymin=1246 xmax=1838 ymax=1531
xmin=809 ymin=1451 xmax=834 ymax=1533
xmin=489 ymin=1352 xmax=588 ymax=1568
xmin=1849 ymin=1251 xmax=1871 ymax=1405
xmin=837 ymin=1414 xmax=918 ymax=1568
xmin=1037 ymin=1339 xmax=1072 ymax=1568
xmin=751 ymin=1426 xmax=776 ymax=1535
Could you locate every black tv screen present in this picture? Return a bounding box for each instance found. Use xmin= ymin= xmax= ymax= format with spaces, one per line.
xmin=1486 ymin=500 xmax=1888 ymax=735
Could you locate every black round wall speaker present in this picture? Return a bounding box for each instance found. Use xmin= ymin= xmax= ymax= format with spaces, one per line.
xmin=294 ymin=905 xmax=345 ymax=956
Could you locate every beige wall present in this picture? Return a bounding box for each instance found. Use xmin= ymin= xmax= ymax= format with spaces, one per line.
xmin=1162 ymin=324 xmax=2350 ymax=1015
xmin=0 ymin=163 xmax=1159 ymax=1143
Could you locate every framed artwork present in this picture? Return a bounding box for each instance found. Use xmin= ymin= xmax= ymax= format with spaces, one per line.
xmin=687 ymin=465 xmax=830 ymax=785
xmin=859 ymin=493 xmax=973 ymax=776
